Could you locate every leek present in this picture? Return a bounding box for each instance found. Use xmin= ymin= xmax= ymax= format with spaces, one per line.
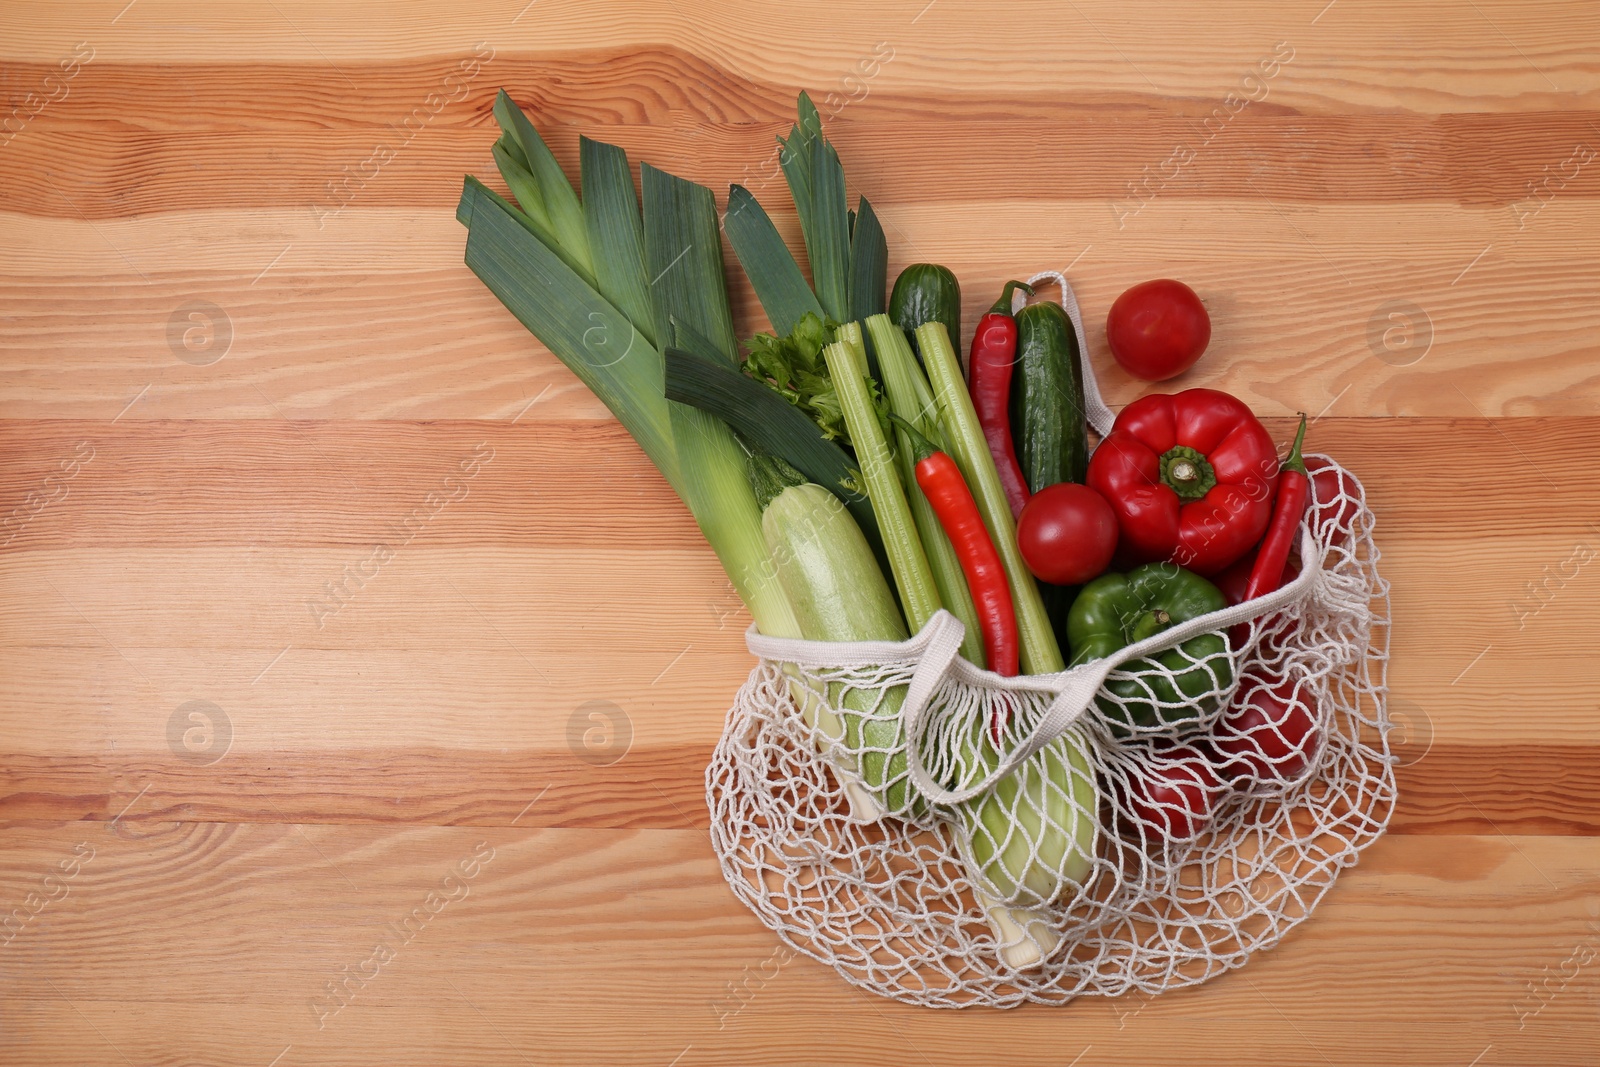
xmin=458 ymin=130 xmax=797 ymax=640
xmin=724 ymin=184 xmax=824 ymax=336
xmin=580 ymin=136 xmax=657 ymax=345
xmin=808 ymin=141 xmax=851 ymax=322
xmin=848 ymin=197 xmax=888 ymax=321
xmin=776 ymin=97 xmax=820 ymax=259
xmin=492 ymin=90 xmax=593 ymax=281
xmin=640 ymin=161 xmax=796 ymax=635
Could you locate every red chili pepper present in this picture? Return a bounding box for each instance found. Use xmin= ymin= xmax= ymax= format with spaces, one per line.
xmin=968 ymin=281 xmax=1033 ymax=519
xmin=1086 ymin=388 xmax=1279 ymax=575
xmin=890 ymin=415 xmax=1020 ymax=683
xmin=1243 ymin=414 xmax=1309 ymax=602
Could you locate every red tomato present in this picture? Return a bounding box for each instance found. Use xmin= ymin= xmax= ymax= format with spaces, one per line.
xmin=1214 ymin=675 xmax=1318 ymax=782
xmin=1127 ymin=748 xmax=1221 ymax=841
xmin=1213 ymin=549 xmax=1257 ymax=608
xmin=1105 ymin=279 xmax=1212 ymax=381
xmin=1017 ymin=483 xmax=1118 ymax=586
xmin=1305 ymin=456 xmax=1363 ymax=544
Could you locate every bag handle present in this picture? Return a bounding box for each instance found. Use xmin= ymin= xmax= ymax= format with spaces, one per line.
xmin=904 ymin=525 xmax=1323 ymax=805
xmin=1017 ymin=270 xmax=1115 ymax=438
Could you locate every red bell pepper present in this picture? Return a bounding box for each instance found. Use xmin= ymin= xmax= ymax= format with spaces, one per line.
xmin=1086 ymin=388 xmax=1278 ymax=576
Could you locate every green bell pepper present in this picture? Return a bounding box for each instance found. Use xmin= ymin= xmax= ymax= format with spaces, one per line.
xmin=1066 ymin=562 xmax=1233 ymax=732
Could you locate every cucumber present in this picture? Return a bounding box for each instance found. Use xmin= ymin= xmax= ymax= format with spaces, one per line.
xmin=888 ymin=263 xmax=961 ymax=357
xmin=1010 ymin=301 xmax=1089 ymax=645
xmin=1010 ymin=300 xmax=1088 ymax=490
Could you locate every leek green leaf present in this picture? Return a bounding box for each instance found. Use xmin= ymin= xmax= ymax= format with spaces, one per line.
xmin=724 ymin=183 xmax=823 ymax=336
xmin=492 ymin=142 xmax=594 ymax=286
xmin=667 ymin=315 xmax=725 ymax=367
xmin=459 ymin=176 xmax=674 ymax=485
xmin=777 ymin=125 xmax=814 ymax=257
xmin=580 ymin=136 xmax=657 ymax=346
xmin=637 ymin=161 xmax=795 ymax=633
xmin=641 ymin=163 xmax=739 ymax=362
xmin=492 ymin=136 xmax=546 ymax=225
xmin=492 ymin=89 xmax=594 ymax=279
xmin=848 ymin=196 xmax=888 ymax=321
xmin=495 ymin=131 xmax=531 ymax=174
xmin=808 ymin=142 xmax=851 ymax=322
xmin=663 ymin=345 xmax=882 ymax=554
xmin=796 ymin=91 xmax=824 ymax=146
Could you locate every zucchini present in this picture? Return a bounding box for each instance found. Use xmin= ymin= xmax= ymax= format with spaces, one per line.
xmin=888 ymin=264 xmax=961 ymax=358
xmin=763 ymin=480 xmax=907 ymax=645
xmin=755 ymin=462 xmax=917 ymax=813
xmin=1010 ymin=301 xmax=1089 ymax=491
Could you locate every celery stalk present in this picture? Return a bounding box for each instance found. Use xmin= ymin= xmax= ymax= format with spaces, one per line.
xmin=822 ymin=335 xmax=942 ymax=631
xmin=915 ymin=320 xmax=1099 ymax=939
xmin=865 ymin=314 xmax=986 ymax=668
xmin=915 ymin=322 xmax=1062 ymax=674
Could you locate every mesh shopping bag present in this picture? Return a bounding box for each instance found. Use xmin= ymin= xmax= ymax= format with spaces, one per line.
xmin=705 ymin=274 xmax=1395 ymax=1007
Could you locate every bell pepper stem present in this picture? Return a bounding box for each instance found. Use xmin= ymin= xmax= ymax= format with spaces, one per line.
xmin=1128 ymin=608 xmax=1172 ymax=644
xmin=1159 ymin=445 xmax=1217 ymax=503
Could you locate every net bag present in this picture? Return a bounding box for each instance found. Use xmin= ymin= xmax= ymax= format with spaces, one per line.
xmin=704 ymin=273 xmax=1395 ymax=1008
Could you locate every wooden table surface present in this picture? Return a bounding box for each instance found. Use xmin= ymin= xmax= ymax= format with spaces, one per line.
xmin=4 ymin=1 xmax=1598 ymax=1063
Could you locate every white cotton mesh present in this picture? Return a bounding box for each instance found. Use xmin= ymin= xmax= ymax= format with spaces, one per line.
xmin=705 ymin=455 xmax=1393 ymax=1007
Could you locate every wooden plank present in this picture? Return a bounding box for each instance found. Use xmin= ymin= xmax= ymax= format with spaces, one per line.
xmin=3 ymin=0 xmax=1597 ymax=113
xmin=4 ymin=206 xmax=1597 ymax=418
xmin=0 ymin=824 xmax=1594 ymax=1065
xmin=3 ymin=0 xmax=1597 ymax=1057
xmin=3 ymin=416 xmax=1595 ymax=545
xmin=1 ymin=744 xmax=1597 ymax=835
xmin=8 ymin=88 xmax=1600 ymax=217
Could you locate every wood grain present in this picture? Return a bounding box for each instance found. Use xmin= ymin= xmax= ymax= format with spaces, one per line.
xmin=3 ymin=0 xmax=1598 ymax=1061
xmin=1 ymin=825 xmax=1597 ymax=1066
xmin=9 ymin=59 xmax=1600 ymax=219
xmin=5 ymin=203 xmax=1599 ymax=418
